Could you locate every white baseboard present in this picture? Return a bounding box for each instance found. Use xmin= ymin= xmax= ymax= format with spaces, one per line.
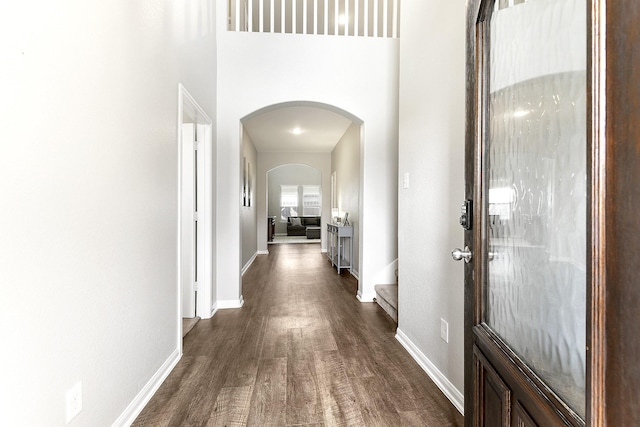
xmin=112 ymin=348 xmax=181 ymax=427
xmin=241 ymin=252 xmax=258 ymax=276
xmin=257 ymin=250 xmax=269 ymax=255
xmin=350 ymin=270 xmax=360 ymax=281
xmin=395 ymin=328 xmax=464 ymax=415
xmin=216 ymin=296 xmax=245 ymax=309
xmin=356 ymin=291 xmax=376 ymax=302
xmin=198 ymin=301 xmax=219 ymax=320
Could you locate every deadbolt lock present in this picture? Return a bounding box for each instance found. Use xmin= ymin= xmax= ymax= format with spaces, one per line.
xmin=460 ymin=199 xmax=473 ymax=231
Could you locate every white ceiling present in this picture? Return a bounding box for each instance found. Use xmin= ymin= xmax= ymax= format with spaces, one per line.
xmin=242 ymin=106 xmax=354 ymax=153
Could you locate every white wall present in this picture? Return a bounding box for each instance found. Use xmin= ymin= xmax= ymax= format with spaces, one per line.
xmin=257 ymin=152 xmax=332 ymax=252
xmin=241 ymin=132 xmax=258 ymax=270
xmin=0 ymin=1 xmax=217 ymax=425
xmin=331 ymin=123 xmax=361 ymax=278
xmin=216 ymin=11 xmax=400 ymax=304
xmin=397 ymin=0 xmax=466 ymax=412
xmin=267 ymin=164 xmax=322 ymax=235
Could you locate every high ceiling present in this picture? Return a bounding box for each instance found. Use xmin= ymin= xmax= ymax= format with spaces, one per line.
xmin=242 ymin=105 xmax=354 ymax=153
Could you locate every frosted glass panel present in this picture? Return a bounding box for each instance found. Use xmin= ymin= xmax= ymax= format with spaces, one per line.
xmin=487 ymin=0 xmax=586 ymax=417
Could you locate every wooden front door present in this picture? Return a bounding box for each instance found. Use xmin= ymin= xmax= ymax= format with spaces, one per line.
xmin=464 ymin=1 xmax=640 ymax=425
xmin=464 ymin=0 xmax=588 ymax=425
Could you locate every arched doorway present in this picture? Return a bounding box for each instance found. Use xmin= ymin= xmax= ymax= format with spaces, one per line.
xmin=240 ymin=101 xmax=363 ymax=286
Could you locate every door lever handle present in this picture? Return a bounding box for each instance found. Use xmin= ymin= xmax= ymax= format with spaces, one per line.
xmin=451 ymin=246 xmax=473 ymax=263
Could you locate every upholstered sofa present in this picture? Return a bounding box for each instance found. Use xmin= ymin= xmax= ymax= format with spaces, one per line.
xmin=287 ymin=216 xmax=321 ymax=236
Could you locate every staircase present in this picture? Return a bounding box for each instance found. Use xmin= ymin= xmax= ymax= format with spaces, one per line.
xmin=374 ymin=284 xmax=398 ymax=322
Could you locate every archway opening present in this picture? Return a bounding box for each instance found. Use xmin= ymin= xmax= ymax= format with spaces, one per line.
xmin=239 ymin=101 xmax=363 ymax=285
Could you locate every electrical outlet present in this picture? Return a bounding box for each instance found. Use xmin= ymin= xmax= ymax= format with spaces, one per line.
xmin=403 ymin=172 xmax=410 ymax=189
xmin=66 ymin=382 xmax=82 ymax=423
xmin=440 ymin=318 xmax=449 ymax=343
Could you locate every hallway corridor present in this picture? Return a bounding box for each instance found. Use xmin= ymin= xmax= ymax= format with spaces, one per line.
xmin=133 ymin=244 xmax=463 ymax=426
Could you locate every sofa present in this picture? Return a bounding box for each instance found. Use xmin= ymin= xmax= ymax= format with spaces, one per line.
xmin=287 ymin=216 xmax=321 ymax=236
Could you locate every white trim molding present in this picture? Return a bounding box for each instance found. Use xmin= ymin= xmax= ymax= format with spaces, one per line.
xmin=241 ymin=252 xmax=258 ymax=276
xmin=209 ymin=303 xmax=218 ymax=319
xmin=356 ymin=290 xmax=376 ymax=302
xmin=112 ymin=348 xmax=181 ymax=427
xmin=177 ymin=83 xmax=215 ymax=326
xmin=216 ymin=296 xmax=245 ymax=309
xmin=395 ymin=328 xmax=464 ymax=415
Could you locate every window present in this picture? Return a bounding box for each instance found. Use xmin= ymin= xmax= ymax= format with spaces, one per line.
xmin=302 ymin=185 xmax=321 ymax=216
xmin=280 ymin=185 xmax=298 ymax=221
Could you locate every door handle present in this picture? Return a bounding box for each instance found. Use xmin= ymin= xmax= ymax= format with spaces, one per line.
xmin=451 ymin=246 xmax=473 ymax=263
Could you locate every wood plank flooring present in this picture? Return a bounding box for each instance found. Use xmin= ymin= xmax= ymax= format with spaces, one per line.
xmin=133 ymin=244 xmax=463 ymax=426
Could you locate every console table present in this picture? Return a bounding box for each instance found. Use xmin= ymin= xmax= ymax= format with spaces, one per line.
xmin=326 ymin=223 xmax=353 ymax=274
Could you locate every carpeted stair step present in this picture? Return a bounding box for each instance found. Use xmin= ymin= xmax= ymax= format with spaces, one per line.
xmin=374 ymin=284 xmax=398 ymax=323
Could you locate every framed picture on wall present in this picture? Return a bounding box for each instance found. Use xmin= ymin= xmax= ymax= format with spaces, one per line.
xmin=247 ymin=162 xmax=251 ymax=207
xmin=242 ymin=156 xmax=247 ymax=206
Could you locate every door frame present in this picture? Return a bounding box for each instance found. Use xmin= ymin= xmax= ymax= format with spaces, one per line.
xmin=463 ymin=0 xmax=621 ymax=425
xmin=588 ymin=2 xmax=640 ymax=425
xmin=177 ymin=84 xmax=215 ymax=347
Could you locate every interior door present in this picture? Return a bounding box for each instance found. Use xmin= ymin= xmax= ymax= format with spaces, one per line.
xmin=462 ymin=0 xmax=588 ymax=425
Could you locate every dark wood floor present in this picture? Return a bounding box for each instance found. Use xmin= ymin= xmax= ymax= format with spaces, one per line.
xmin=133 ymin=244 xmax=463 ymax=426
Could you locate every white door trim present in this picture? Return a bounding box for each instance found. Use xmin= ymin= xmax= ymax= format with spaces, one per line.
xmin=177 ymin=84 xmax=215 ymax=352
xmin=181 ymin=122 xmax=197 ymax=318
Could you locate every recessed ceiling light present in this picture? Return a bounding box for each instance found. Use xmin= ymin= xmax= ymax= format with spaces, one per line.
xmin=291 ymin=127 xmax=302 ymax=135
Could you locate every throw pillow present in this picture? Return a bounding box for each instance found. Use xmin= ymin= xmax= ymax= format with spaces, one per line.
xmin=291 ymin=217 xmax=302 ymax=227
